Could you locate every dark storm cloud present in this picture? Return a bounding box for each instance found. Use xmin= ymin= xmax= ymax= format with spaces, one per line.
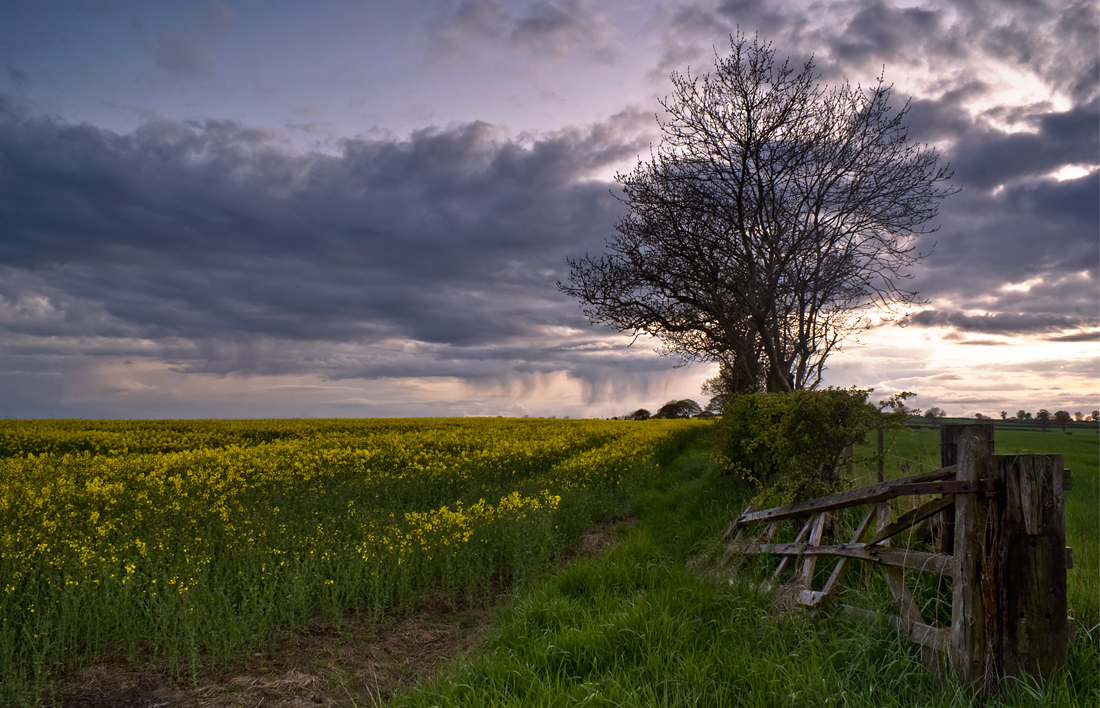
xmin=829 ymin=1 xmax=942 ymax=64
xmin=715 ymin=0 xmax=801 ymax=39
xmin=659 ymin=1 xmax=1099 ymax=102
xmin=943 ymin=100 xmax=1100 ymax=191
xmin=967 ymin=0 xmax=1098 ymax=99
xmin=316 ymin=338 xmax=675 ymax=382
xmin=1047 ymin=331 xmax=1100 ymax=343
xmin=907 ymin=311 xmax=1099 ymax=336
xmin=902 ymin=167 xmax=1099 ymax=335
xmin=805 ymin=0 xmax=1099 ymax=100
xmin=0 ymin=96 xmax=653 ymax=382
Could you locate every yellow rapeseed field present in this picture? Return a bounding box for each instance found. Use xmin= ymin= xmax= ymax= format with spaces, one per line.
xmin=0 ymin=416 xmax=704 ymax=694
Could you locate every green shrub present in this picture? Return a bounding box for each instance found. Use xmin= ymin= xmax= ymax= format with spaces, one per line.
xmin=714 ymin=388 xmax=911 ymax=506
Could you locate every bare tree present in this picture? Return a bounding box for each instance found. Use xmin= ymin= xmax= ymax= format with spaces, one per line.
xmin=560 ymin=35 xmax=956 ymax=391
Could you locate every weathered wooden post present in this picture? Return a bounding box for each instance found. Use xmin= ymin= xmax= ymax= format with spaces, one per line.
xmin=991 ymin=453 xmax=1069 ymax=682
xmin=951 ymin=428 xmax=1070 ymax=692
xmin=940 ymin=423 xmax=995 ymax=465
xmin=951 ymin=427 xmax=990 ymax=686
xmin=939 ymin=424 xmax=995 ymax=555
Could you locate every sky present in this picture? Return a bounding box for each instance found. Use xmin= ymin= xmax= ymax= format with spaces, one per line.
xmin=0 ymin=0 xmax=1096 ymax=420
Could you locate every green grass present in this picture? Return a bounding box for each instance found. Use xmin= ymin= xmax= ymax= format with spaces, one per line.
xmin=393 ymin=434 xmax=1098 ymax=707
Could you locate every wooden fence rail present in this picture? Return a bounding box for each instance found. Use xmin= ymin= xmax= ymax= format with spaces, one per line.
xmin=726 ymin=425 xmax=1072 ymax=694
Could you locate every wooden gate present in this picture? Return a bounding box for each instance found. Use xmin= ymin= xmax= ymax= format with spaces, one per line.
xmin=726 ymin=425 xmax=1072 ymax=692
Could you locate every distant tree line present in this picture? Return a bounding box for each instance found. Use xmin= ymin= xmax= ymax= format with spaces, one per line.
xmin=615 ymin=399 xmax=709 ymax=421
xmin=921 ymin=407 xmax=1099 ymax=432
xmin=616 ymin=393 xmax=1099 ymax=435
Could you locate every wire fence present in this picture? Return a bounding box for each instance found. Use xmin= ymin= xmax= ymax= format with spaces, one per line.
xmin=851 ymin=443 xmax=941 ymax=473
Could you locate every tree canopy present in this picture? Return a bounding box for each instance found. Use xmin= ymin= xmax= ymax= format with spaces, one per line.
xmin=561 ymin=35 xmax=956 ymax=392
xmin=652 ymin=399 xmax=703 ymax=419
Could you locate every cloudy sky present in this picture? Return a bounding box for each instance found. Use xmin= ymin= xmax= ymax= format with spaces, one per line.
xmin=0 ymin=0 xmax=1096 ymax=419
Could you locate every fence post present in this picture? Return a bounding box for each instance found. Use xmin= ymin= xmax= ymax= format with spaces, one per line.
xmin=938 ymin=424 xmax=995 ymax=555
xmin=950 ymin=427 xmax=990 ymax=686
xmin=992 ymin=453 xmax=1069 ymax=682
xmin=951 ymin=428 xmax=1069 ymax=691
xmin=876 ymin=427 xmax=884 ymax=483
